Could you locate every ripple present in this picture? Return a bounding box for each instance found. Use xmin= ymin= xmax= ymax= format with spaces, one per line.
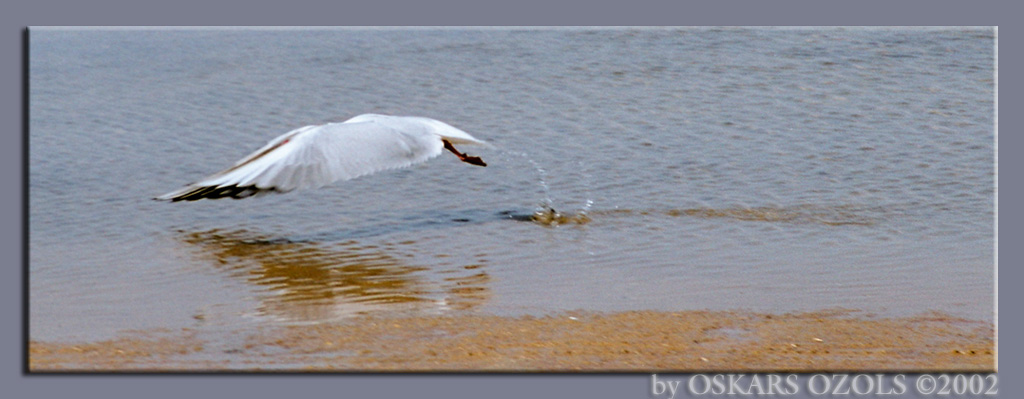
xmin=671 ymin=205 xmax=878 ymax=226
xmin=503 ymin=204 xmax=879 ymax=227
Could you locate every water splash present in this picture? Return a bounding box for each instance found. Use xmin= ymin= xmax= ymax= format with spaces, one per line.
xmin=530 ymin=206 xmax=592 ymax=226
xmin=500 ymin=150 xmax=596 ymax=227
xmin=575 ymin=158 xmax=595 ymax=215
xmin=526 ymin=157 xmax=554 ymax=209
xmin=500 ymin=150 xmax=554 ymax=208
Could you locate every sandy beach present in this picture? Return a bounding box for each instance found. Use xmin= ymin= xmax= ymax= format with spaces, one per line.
xmin=29 ymin=309 xmax=994 ymax=372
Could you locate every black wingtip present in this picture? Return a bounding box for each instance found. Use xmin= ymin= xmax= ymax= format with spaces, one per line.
xmin=158 ymin=185 xmax=281 ymax=202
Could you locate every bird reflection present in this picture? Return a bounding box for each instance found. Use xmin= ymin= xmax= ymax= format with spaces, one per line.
xmin=178 ymin=229 xmax=490 ymax=323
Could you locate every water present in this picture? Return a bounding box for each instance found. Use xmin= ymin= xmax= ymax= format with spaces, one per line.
xmin=29 ymin=27 xmax=995 ymax=342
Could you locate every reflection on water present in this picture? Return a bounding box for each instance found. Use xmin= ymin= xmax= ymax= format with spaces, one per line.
xmin=178 ymin=229 xmax=490 ymax=323
xmin=174 ymin=203 xmax=874 ymax=323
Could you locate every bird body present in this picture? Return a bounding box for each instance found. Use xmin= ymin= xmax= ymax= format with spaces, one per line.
xmin=156 ymin=114 xmax=488 ymax=201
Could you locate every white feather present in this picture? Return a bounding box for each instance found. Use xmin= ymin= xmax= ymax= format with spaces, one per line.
xmin=156 ymin=114 xmax=488 ymax=201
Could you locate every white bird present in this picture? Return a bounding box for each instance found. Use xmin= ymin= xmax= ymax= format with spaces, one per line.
xmin=156 ymin=114 xmax=489 ymax=202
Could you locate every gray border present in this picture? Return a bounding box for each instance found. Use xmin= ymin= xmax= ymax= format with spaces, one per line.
xmin=6 ymin=1 xmax=1011 ymax=399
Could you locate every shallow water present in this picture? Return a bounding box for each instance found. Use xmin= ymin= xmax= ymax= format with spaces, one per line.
xmin=30 ymin=27 xmax=995 ymax=342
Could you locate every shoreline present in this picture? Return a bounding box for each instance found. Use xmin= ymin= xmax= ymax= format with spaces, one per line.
xmin=29 ymin=309 xmax=995 ymax=372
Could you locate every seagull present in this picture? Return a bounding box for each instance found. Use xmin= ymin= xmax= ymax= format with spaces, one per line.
xmin=155 ymin=114 xmax=489 ymax=202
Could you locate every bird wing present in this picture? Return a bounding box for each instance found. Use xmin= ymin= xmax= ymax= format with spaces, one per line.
xmin=156 ymin=120 xmax=444 ymax=201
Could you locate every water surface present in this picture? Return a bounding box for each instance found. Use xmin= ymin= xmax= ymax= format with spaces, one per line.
xmin=30 ymin=27 xmax=995 ymax=342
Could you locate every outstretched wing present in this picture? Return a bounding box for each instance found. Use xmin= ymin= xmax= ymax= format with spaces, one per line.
xmin=156 ymin=120 xmax=444 ymax=201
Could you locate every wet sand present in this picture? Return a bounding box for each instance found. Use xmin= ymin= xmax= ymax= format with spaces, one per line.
xmin=29 ymin=310 xmax=994 ymax=372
